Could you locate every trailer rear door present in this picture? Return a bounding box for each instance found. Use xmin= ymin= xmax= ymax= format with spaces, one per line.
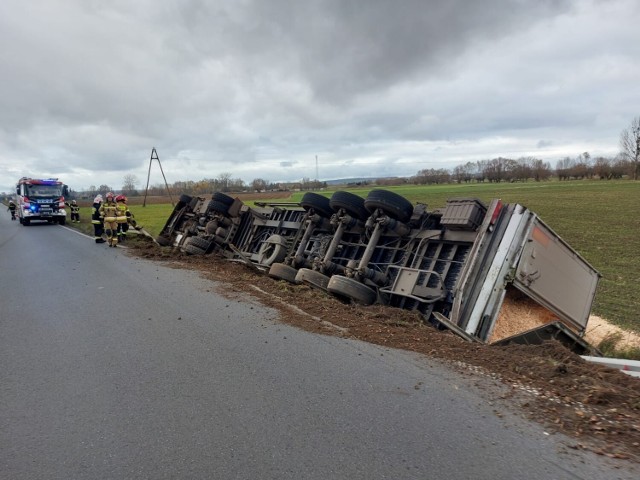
xmin=512 ymin=217 xmax=600 ymax=333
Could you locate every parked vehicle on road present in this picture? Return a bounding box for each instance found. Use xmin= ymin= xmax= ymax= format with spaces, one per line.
xmin=15 ymin=177 xmax=69 ymax=226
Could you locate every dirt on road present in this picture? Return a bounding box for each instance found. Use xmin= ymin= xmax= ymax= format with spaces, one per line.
xmin=128 ymin=240 xmax=640 ymax=463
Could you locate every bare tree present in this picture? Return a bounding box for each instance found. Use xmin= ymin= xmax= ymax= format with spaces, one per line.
xmin=529 ymin=158 xmax=552 ymax=182
xmin=122 ymin=174 xmax=139 ymax=196
xmin=251 ymin=178 xmax=267 ymax=192
xmin=593 ymin=157 xmax=612 ymax=180
xmin=620 ymin=116 xmax=640 ymax=180
xmin=229 ymin=177 xmax=246 ymax=191
xmin=556 ymin=157 xmax=574 ymax=180
xmin=217 ymin=172 xmax=233 ymax=192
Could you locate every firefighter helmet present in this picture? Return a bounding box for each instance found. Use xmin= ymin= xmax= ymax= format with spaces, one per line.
xmin=115 ymin=194 xmax=127 ymax=203
xmin=105 ymin=191 xmax=115 ymax=200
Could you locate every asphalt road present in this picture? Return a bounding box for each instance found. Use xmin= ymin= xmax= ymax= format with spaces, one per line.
xmin=1 ymin=212 xmax=637 ymax=480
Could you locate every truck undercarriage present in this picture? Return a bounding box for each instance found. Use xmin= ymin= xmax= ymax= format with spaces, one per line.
xmin=156 ymin=190 xmax=601 ymax=354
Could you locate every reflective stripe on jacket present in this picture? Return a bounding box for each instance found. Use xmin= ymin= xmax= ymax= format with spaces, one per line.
xmin=99 ymin=201 xmax=118 ymax=222
xmin=91 ymin=201 xmax=103 ymax=224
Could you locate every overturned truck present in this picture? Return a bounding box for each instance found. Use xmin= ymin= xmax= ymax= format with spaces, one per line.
xmin=157 ymin=190 xmax=601 ymax=354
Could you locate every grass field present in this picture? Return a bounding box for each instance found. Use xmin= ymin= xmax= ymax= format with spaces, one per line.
xmin=71 ymin=180 xmax=640 ymax=332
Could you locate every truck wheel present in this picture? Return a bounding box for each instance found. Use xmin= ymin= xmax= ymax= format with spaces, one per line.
xmin=188 ymin=236 xmax=213 ymax=252
xmin=59 ymin=217 xmax=66 ymax=226
xmin=364 ymin=189 xmax=414 ymax=223
xmin=268 ymin=263 xmax=299 ymax=283
xmin=295 ymin=268 xmax=330 ymax=290
xmin=188 ymin=197 xmax=201 ymax=210
xmin=208 ymin=200 xmax=230 ymax=215
xmin=156 ymin=234 xmax=172 ymax=246
xmin=329 ymin=191 xmax=369 ymax=220
xmin=300 ymin=192 xmax=333 ymax=219
xmin=212 ymin=192 xmax=235 ymax=206
xmin=257 ymin=234 xmax=288 ymax=266
xmin=178 ymin=194 xmax=193 ymax=206
xmin=183 ymin=243 xmax=207 ymax=255
xmin=205 ymin=220 xmax=219 ymax=235
xmin=23 ymin=219 xmax=30 ymax=226
xmin=327 ymin=275 xmax=377 ymax=305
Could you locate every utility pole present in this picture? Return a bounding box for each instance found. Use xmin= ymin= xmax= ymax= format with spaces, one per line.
xmin=143 ymin=148 xmax=174 ymax=207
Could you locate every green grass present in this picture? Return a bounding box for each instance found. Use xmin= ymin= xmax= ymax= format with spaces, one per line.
xmin=71 ymin=204 xmax=172 ymax=238
xmin=596 ymin=333 xmax=640 ymax=360
xmin=68 ymin=180 xmax=640 ymax=332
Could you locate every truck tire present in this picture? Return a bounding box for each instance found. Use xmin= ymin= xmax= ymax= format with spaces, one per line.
xmin=329 ymin=191 xmax=369 ymax=220
xmin=184 ymin=243 xmax=207 ymax=255
xmin=205 ymin=219 xmax=219 ymax=235
xmin=188 ymin=236 xmax=213 ymax=252
xmin=59 ymin=217 xmax=66 ymax=226
xmin=188 ymin=197 xmax=200 ymax=210
xmin=156 ymin=234 xmax=172 ymax=246
xmin=327 ymin=275 xmax=377 ymax=305
xmin=208 ymin=200 xmax=230 ymax=215
xmin=295 ymin=268 xmax=330 ymax=290
xmin=178 ymin=194 xmax=193 ymax=206
xmin=23 ymin=218 xmax=30 ymax=226
xmin=300 ymin=192 xmax=333 ymax=219
xmin=212 ymin=192 xmax=235 ymax=206
xmin=268 ymin=263 xmax=299 ymax=283
xmin=364 ymin=189 xmax=414 ymax=223
xmin=257 ymin=234 xmax=288 ymax=266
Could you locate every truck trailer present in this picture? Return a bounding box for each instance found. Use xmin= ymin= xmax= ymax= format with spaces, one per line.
xmin=156 ymin=191 xmax=601 ymax=354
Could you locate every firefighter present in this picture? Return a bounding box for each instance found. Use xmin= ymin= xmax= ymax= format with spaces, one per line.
xmin=91 ymin=194 xmax=105 ymax=243
xmin=7 ymin=200 xmax=17 ymax=220
xmin=115 ymin=195 xmax=130 ymax=243
xmin=66 ymin=199 xmax=80 ymax=222
xmin=99 ymin=192 xmax=119 ymax=247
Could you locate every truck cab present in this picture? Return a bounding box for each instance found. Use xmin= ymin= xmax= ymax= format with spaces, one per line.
xmin=15 ymin=177 xmax=69 ymax=226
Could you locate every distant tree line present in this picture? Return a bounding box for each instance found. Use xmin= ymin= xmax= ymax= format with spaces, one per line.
xmin=69 ymin=172 xmax=328 ymax=199
xmin=410 ymin=153 xmax=636 ymax=186
xmin=25 ymin=151 xmax=639 ymax=202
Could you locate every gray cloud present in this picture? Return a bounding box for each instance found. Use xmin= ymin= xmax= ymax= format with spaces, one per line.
xmin=0 ymin=0 xmax=638 ymax=193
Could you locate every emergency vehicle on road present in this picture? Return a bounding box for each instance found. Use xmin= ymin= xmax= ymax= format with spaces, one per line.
xmin=15 ymin=177 xmax=69 ymax=226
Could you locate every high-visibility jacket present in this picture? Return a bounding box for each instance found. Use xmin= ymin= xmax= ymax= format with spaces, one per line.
xmin=99 ymin=200 xmax=118 ymax=222
xmin=65 ymin=202 xmax=80 ymax=214
xmin=115 ymin=201 xmax=129 ymax=224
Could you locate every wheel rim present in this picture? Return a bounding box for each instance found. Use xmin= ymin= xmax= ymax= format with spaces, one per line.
xmin=258 ymin=235 xmax=288 ymax=266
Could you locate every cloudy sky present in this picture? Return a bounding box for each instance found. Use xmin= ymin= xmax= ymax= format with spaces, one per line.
xmin=0 ymin=0 xmax=638 ymax=194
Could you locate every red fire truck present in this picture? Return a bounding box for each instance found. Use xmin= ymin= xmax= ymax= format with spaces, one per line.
xmin=15 ymin=177 xmax=69 ymax=226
